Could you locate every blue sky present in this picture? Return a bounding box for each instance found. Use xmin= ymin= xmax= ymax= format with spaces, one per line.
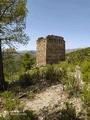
xmin=19 ymin=0 xmax=90 ymax=51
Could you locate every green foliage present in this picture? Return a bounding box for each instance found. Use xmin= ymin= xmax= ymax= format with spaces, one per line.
xmin=58 ymin=102 xmax=82 ymax=120
xmin=3 ymin=48 xmax=19 ymax=81
xmin=26 ymin=91 xmax=35 ymax=99
xmin=82 ymin=84 xmax=90 ymax=107
xmin=59 ymin=61 xmax=69 ymax=70
xmin=0 ymin=110 xmax=37 ymax=120
xmin=29 ymin=67 xmax=40 ymax=82
xmin=81 ymin=84 xmax=90 ymax=120
xmin=19 ymin=73 xmax=33 ymax=87
xmin=65 ymin=74 xmax=81 ymax=97
xmin=22 ymin=53 xmax=36 ymax=71
xmin=1 ymin=91 xmax=13 ymax=99
xmin=45 ymin=65 xmax=61 ymax=82
xmin=30 ymin=65 xmax=67 ymax=83
xmin=0 ymin=0 xmax=28 ymax=45
xmin=66 ymin=47 xmax=90 ymax=65
xmin=81 ymin=59 xmax=90 ymax=83
xmin=0 ymin=0 xmax=28 ymax=90
xmin=58 ymin=62 xmax=81 ymax=97
xmin=19 ymin=64 xmax=68 ymax=87
xmin=0 ymin=0 xmax=27 ymax=23
xmin=3 ymin=49 xmax=36 ymax=82
xmin=1 ymin=91 xmax=20 ymax=111
xmin=60 ymin=61 xmax=75 ymax=72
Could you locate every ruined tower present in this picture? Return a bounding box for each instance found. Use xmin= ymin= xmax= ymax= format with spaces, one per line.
xmin=36 ymin=35 xmax=65 ymax=66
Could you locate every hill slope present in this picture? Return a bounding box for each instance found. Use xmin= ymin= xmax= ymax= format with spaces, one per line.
xmin=66 ymin=47 xmax=90 ymax=64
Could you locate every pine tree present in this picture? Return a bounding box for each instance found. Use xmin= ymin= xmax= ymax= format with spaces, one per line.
xmin=0 ymin=0 xmax=28 ymax=90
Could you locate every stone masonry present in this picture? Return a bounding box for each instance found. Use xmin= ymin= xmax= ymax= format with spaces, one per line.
xmin=36 ymin=35 xmax=65 ymax=66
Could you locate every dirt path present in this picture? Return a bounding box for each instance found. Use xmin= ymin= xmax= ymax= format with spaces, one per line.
xmin=23 ymin=67 xmax=84 ymax=119
xmin=24 ymin=84 xmax=67 ymax=113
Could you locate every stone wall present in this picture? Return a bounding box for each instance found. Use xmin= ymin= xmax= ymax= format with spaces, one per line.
xmin=36 ymin=35 xmax=65 ymax=66
xmin=36 ymin=37 xmax=47 ymax=66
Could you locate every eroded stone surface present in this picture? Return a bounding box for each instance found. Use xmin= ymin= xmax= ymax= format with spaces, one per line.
xmin=36 ymin=35 xmax=65 ymax=66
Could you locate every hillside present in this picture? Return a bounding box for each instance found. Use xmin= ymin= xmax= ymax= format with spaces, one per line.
xmin=66 ymin=47 xmax=90 ymax=64
xmin=0 ymin=47 xmax=90 ymax=120
xmin=66 ymin=48 xmax=82 ymax=53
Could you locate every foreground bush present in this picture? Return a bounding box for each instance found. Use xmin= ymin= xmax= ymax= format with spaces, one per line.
xmin=45 ymin=102 xmax=83 ymax=120
xmin=81 ymin=60 xmax=90 ymax=83
xmin=82 ymin=84 xmax=90 ymax=107
xmin=19 ymin=73 xmax=33 ymax=87
xmin=1 ymin=91 xmax=20 ymax=111
xmin=0 ymin=110 xmax=37 ymax=120
xmin=44 ymin=65 xmax=64 ymax=83
xmin=65 ymin=74 xmax=82 ymax=97
xmin=58 ymin=102 xmax=83 ymax=120
xmin=19 ymin=64 xmax=68 ymax=87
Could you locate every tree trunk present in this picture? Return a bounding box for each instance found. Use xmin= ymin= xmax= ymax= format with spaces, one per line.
xmin=0 ymin=39 xmax=6 ymax=90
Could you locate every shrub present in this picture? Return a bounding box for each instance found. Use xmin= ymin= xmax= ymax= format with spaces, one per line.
xmin=0 ymin=110 xmax=37 ymax=120
xmin=19 ymin=73 xmax=33 ymax=87
xmin=29 ymin=67 xmax=41 ymax=82
xmin=18 ymin=64 xmax=68 ymax=87
xmin=81 ymin=60 xmax=90 ymax=83
xmin=66 ymin=47 xmax=90 ymax=65
xmin=81 ymin=84 xmax=90 ymax=120
xmin=39 ymin=64 xmax=67 ymax=84
xmin=65 ymin=73 xmax=81 ymax=97
xmin=58 ymin=102 xmax=82 ymax=120
xmin=81 ymin=84 xmax=90 ymax=107
xmin=1 ymin=91 xmax=20 ymax=111
xmin=45 ymin=65 xmax=59 ymax=82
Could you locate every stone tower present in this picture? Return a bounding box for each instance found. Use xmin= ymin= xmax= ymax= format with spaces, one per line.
xmin=36 ymin=35 xmax=65 ymax=66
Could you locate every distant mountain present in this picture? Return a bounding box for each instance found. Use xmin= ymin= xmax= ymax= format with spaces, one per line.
xmin=18 ymin=48 xmax=82 ymax=55
xmin=66 ymin=48 xmax=82 ymax=53
xmin=19 ymin=50 xmax=36 ymax=56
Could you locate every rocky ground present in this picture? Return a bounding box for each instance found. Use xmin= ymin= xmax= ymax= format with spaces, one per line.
xmin=22 ymin=84 xmax=82 ymax=120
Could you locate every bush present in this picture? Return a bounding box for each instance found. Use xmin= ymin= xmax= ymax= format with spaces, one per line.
xmin=18 ymin=64 xmax=68 ymax=87
xmin=29 ymin=67 xmax=41 ymax=82
xmin=1 ymin=91 xmax=20 ymax=111
xmin=0 ymin=110 xmax=37 ymax=120
xmin=19 ymin=73 xmax=33 ymax=87
xmin=81 ymin=84 xmax=90 ymax=107
xmin=66 ymin=47 xmax=90 ymax=65
xmin=65 ymin=72 xmax=81 ymax=97
xmin=45 ymin=65 xmax=61 ymax=83
xmin=58 ymin=102 xmax=82 ymax=120
xmin=81 ymin=84 xmax=90 ymax=120
xmin=81 ymin=60 xmax=90 ymax=83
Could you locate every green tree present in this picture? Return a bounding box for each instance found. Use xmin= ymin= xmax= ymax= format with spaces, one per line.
xmin=3 ymin=48 xmax=19 ymax=81
xmin=0 ymin=0 xmax=28 ymax=90
xmin=22 ymin=53 xmax=36 ymax=71
xmin=81 ymin=59 xmax=90 ymax=83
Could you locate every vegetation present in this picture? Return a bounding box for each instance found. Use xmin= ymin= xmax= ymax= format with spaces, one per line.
xmin=0 ymin=91 xmax=20 ymax=111
xmin=0 ymin=110 xmax=37 ymax=120
xmin=58 ymin=102 xmax=82 ymax=120
xmin=3 ymin=49 xmax=35 ymax=82
xmin=22 ymin=53 xmax=36 ymax=71
xmin=66 ymin=47 xmax=90 ymax=119
xmin=0 ymin=0 xmax=28 ymax=90
xmin=81 ymin=84 xmax=90 ymax=120
xmin=0 ymin=1 xmax=90 ymax=120
xmin=0 ymin=47 xmax=89 ymax=119
xmin=0 ymin=0 xmax=90 ymax=120
xmin=3 ymin=48 xmax=19 ymax=81
xmin=24 ymin=64 xmax=68 ymax=85
xmin=81 ymin=59 xmax=90 ymax=83
xmin=66 ymin=47 xmax=90 ymax=65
